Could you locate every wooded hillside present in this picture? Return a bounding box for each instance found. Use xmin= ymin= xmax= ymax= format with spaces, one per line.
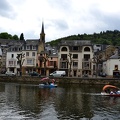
xmin=47 ymin=30 xmax=120 ymax=46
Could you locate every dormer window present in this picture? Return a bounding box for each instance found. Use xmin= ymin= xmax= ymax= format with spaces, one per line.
xmin=32 ymin=46 xmax=36 ymax=50
xmin=26 ymin=45 xmax=30 ymax=50
xmin=61 ymin=47 xmax=67 ymax=51
xmin=84 ymin=47 xmax=90 ymax=52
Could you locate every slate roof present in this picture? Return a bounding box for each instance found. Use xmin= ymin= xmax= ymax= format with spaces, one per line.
xmin=110 ymin=51 xmax=120 ymax=59
xmin=25 ymin=39 xmax=39 ymax=45
xmin=59 ymin=40 xmax=92 ymax=46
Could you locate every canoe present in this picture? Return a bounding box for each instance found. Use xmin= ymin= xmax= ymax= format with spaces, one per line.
xmin=39 ymin=83 xmax=57 ymax=88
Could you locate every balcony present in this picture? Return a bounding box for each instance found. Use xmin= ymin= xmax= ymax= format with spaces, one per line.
xmin=73 ymin=66 xmax=78 ymax=69
xmin=8 ymin=64 xmax=16 ymax=67
xmin=47 ymin=65 xmax=55 ymax=68
xmin=82 ymin=58 xmax=91 ymax=62
xmin=59 ymin=62 xmax=68 ymax=69
xmin=8 ymin=60 xmax=17 ymax=67
xmin=60 ymin=58 xmax=68 ymax=62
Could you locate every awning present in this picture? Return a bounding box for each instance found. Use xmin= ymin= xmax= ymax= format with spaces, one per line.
xmin=102 ymin=85 xmax=119 ymax=91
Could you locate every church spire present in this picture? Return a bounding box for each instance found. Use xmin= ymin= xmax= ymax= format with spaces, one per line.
xmin=41 ymin=21 xmax=44 ymax=33
xmin=38 ymin=21 xmax=45 ymax=53
xmin=40 ymin=21 xmax=45 ymax=43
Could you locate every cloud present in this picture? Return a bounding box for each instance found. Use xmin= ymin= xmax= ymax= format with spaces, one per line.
xmin=0 ymin=0 xmax=120 ymax=42
xmin=0 ymin=0 xmax=15 ymax=18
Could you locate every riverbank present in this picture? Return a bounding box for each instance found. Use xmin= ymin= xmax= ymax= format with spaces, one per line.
xmin=0 ymin=76 xmax=120 ymax=85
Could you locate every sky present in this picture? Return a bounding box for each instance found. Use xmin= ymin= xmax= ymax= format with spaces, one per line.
xmin=0 ymin=0 xmax=120 ymax=42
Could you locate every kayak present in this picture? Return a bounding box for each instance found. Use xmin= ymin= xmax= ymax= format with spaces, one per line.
xmin=39 ymin=83 xmax=57 ymax=88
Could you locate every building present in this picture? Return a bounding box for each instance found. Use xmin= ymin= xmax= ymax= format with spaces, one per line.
xmin=58 ymin=40 xmax=94 ymax=77
xmin=103 ymin=48 xmax=120 ymax=77
xmin=22 ymin=40 xmax=38 ymax=74
xmin=6 ymin=41 xmax=24 ymax=74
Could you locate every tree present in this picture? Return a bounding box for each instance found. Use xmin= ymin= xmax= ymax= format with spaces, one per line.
xmin=39 ymin=53 xmax=48 ymax=76
xmin=0 ymin=32 xmax=10 ymax=39
xmin=92 ymin=51 xmax=102 ymax=77
xmin=13 ymin=35 xmax=19 ymax=40
xmin=20 ymin=33 xmax=24 ymax=40
xmin=16 ymin=53 xmax=25 ymax=76
xmin=67 ymin=53 xmax=73 ymax=77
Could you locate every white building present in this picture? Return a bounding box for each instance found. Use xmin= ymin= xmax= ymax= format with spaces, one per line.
xmin=6 ymin=44 xmax=23 ymax=73
xmin=58 ymin=40 xmax=94 ymax=77
xmin=103 ymin=50 xmax=120 ymax=77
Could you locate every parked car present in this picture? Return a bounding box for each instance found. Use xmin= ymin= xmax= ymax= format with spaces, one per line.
xmin=49 ymin=71 xmax=66 ymax=77
xmin=82 ymin=74 xmax=88 ymax=77
xmin=99 ymin=72 xmax=107 ymax=77
xmin=29 ymin=71 xmax=41 ymax=77
xmin=5 ymin=71 xmax=16 ymax=76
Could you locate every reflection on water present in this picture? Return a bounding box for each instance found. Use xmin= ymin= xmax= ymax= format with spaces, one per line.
xmin=0 ymin=82 xmax=120 ymax=119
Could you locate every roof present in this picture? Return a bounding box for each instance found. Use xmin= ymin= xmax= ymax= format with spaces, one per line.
xmin=110 ymin=50 xmax=120 ymax=59
xmin=25 ymin=39 xmax=39 ymax=45
xmin=59 ymin=40 xmax=92 ymax=46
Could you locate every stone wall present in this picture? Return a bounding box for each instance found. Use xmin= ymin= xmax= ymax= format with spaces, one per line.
xmin=0 ymin=76 xmax=120 ymax=85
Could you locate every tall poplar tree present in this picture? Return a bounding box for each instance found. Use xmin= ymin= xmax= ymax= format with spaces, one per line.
xmin=20 ymin=33 xmax=24 ymax=40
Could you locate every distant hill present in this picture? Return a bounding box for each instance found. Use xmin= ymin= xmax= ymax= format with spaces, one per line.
xmin=47 ymin=30 xmax=120 ymax=46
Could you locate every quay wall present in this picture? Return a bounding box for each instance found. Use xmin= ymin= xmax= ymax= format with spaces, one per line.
xmin=0 ymin=76 xmax=120 ymax=85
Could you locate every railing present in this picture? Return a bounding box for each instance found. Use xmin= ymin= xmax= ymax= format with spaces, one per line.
xmin=8 ymin=64 xmax=16 ymax=67
xmin=82 ymin=58 xmax=91 ymax=62
xmin=60 ymin=58 xmax=68 ymax=61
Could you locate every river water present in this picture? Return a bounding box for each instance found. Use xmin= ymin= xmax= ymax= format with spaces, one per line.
xmin=0 ymin=82 xmax=120 ymax=120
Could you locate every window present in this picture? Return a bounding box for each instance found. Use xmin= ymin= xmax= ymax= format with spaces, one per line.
xmin=26 ymin=52 xmax=29 ymax=56
xmin=84 ymin=54 xmax=90 ymax=61
xmin=49 ymin=61 xmax=54 ymax=66
xmin=73 ymin=54 xmax=78 ymax=59
xmin=27 ymin=59 xmax=33 ymax=65
xmin=32 ymin=46 xmax=36 ymax=50
xmin=32 ymin=52 xmax=35 ymax=56
xmin=61 ymin=62 xmax=67 ymax=68
xmin=61 ymin=54 xmax=67 ymax=60
xmin=115 ymin=65 xmax=118 ymax=70
xmin=61 ymin=47 xmax=67 ymax=51
xmin=11 ymin=54 xmax=14 ymax=58
xmin=84 ymin=47 xmax=90 ymax=51
xmin=26 ymin=46 xmax=30 ymax=50
xmin=9 ymin=61 xmax=13 ymax=65
xmin=73 ymin=62 xmax=78 ymax=67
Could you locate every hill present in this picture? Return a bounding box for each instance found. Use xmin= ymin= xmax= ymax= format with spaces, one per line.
xmin=47 ymin=30 xmax=120 ymax=46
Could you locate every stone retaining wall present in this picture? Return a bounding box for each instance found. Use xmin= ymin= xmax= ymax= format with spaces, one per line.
xmin=0 ymin=76 xmax=120 ymax=85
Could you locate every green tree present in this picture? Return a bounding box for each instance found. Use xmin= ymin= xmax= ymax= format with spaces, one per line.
xmin=13 ymin=35 xmax=19 ymax=40
xmin=0 ymin=32 xmax=10 ymax=39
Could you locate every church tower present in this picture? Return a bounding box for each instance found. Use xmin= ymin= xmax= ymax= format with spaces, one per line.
xmin=38 ymin=22 xmax=45 ymax=54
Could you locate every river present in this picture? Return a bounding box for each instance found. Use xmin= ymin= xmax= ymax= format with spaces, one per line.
xmin=0 ymin=82 xmax=120 ymax=120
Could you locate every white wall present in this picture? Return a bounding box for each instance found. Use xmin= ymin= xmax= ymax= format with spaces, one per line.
xmin=6 ymin=52 xmax=20 ymax=73
xmin=103 ymin=59 xmax=120 ymax=75
xmin=22 ymin=51 xmax=37 ymax=67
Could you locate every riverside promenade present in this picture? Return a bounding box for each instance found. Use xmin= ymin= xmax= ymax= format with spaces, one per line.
xmin=0 ymin=75 xmax=120 ymax=85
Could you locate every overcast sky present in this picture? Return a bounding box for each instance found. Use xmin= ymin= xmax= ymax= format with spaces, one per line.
xmin=0 ymin=0 xmax=120 ymax=42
